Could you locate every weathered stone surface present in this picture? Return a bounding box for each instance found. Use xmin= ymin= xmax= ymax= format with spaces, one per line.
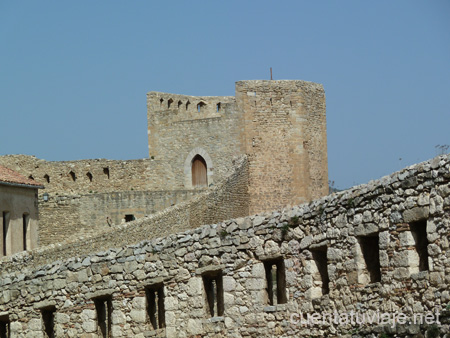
xmin=0 ymin=154 xmax=449 ymax=337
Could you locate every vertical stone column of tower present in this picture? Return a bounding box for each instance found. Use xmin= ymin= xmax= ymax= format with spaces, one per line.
xmin=235 ymin=80 xmax=328 ymax=215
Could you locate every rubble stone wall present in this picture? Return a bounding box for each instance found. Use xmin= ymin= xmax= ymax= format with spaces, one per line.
xmin=0 ymin=155 xmax=449 ymax=337
xmin=38 ymin=189 xmax=204 ymax=246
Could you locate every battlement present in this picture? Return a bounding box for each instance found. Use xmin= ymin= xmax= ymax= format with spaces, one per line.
xmin=147 ymin=92 xmax=236 ymax=121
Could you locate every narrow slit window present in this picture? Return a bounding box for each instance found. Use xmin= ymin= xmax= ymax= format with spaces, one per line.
xmin=216 ymin=103 xmax=221 ymax=112
xmin=358 ymin=235 xmax=381 ymax=283
xmin=159 ymin=98 xmax=164 ymax=106
xmin=146 ymin=283 xmax=165 ymax=330
xmin=263 ymin=258 xmax=287 ymax=305
xmin=23 ymin=214 xmax=29 ymax=251
xmin=197 ymin=102 xmax=206 ymax=112
xmin=311 ymin=247 xmax=330 ymax=296
xmin=44 ymin=174 xmax=50 ymax=183
xmin=410 ymin=220 xmax=429 ymax=271
xmin=0 ymin=315 xmax=10 ymax=338
xmin=94 ymin=297 xmax=112 ymax=338
xmin=202 ymin=271 xmax=224 ymax=317
xmin=69 ymin=171 xmax=76 ymax=182
xmin=103 ymin=167 xmax=110 ymax=179
xmin=185 ymin=100 xmax=190 ymax=110
xmin=41 ymin=307 xmax=55 ymax=338
xmin=192 ymin=155 xmax=207 ymax=187
xmin=167 ymin=98 xmax=173 ymax=108
xmin=86 ymin=172 xmax=93 ymax=182
xmin=2 ymin=212 xmax=9 ymax=256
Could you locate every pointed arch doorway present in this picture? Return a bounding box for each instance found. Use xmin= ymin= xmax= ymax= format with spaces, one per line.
xmin=192 ymin=155 xmax=208 ymax=187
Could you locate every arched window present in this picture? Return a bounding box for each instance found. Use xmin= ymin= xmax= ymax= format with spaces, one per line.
xmin=192 ymin=155 xmax=207 ymax=187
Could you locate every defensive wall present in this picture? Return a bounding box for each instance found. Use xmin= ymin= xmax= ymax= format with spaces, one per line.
xmin=38 ymin=189 xmax=203 ymax=246
xmin=0 ymin=154 xmax=449 ymax=337
xmin=0 ymin=80 xmax=329 ymax=249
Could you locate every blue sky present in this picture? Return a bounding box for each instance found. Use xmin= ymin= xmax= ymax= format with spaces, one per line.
xmin=1 ymin=1 xmax=449 ymax=189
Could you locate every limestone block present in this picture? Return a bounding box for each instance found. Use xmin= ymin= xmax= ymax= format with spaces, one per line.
xmin=223 ymin=276 xmax=236 ymax=292
xmin=186 ymin=277 xmax=203 ymax=296
xmin=251 ymin=263 xmax=265 ymax=279
xmin=399 ymin=231 xmax=416 ymax=246
xmin=403 ymin=207 xmax=429 ymax=223
xmin=130 ymin=309 xmax=146 ymax=323
xmin=112 ymin=310 xmax=126 ymax=325
xmin=187 ymin=319 xmax=203 ymax=335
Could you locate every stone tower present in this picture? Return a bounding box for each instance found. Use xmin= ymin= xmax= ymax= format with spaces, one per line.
xmin=147 ymin=79 xmax=328 ymax=215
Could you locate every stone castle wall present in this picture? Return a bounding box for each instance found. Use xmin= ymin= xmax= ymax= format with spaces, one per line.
xmin=147 ymin=93 xmax=243 ymax=189
xmin=38 ymin=189 xmax=204 ymax=247
xmin=0 ymin=155 xmax=172 ymax=195
xmin=0 ymin=79 xmax=329 ymax=251
xmin=0 ymin=155 xmax=448 ymax=337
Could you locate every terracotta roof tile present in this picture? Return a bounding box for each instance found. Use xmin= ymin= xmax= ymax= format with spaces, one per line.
xmin=0 ymin=165 xmax=43 ymax=188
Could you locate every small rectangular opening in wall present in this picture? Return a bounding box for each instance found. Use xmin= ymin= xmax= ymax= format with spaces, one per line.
xmin=358 ymin=235 xmax=381 ymax=283
xmin=311 ymin=247 xmax=330 ymax=295
xmin=41 ymin=307 xmax=55 ymax=338
xmin=410 ymin=220 xmax=429 ymax=271
xmin=125 ymin=214 xmax=135 ymax=222
xmin=2 ymin=212 xmax=9 ymax=257
xmin=0 ymin=315 xmax=10 ymax=338
xmin=263 ymin=258 xmax=287 ymax=305
xmin=23 ymin=214 xmax=29 ymax=251
xmin=94 ymin=296 xmax=112 ymax=338
xmin=146 ymin=283 xmax=165 ymax=330
xmin=202 ymin=271 xmax=224 ymax=317
xmin=103 ymin=167 xmax=110 ymax=179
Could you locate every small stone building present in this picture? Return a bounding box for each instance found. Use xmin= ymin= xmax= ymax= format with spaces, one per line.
xmin=0 ymin=165 xmax=42 ymax=256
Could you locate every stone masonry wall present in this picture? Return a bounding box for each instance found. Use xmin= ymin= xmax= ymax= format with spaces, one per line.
xmin=235 ymin=80 xmax=329 ymax=215
xmin=147 ymin=93 xmax=244 ymax=189
xmin=0 ymin=154 xmax=449 ymax=337
xmin=38 ymin=189 xmax=204 ymax=247
xmin=0 ymin=155 xmax=174 ymax=195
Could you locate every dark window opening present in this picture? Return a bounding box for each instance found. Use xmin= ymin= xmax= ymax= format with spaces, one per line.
xmin=311 ymin=247 xmax=330 ymax=295
xmin=86 ymin=172 xmax=93 ymax=182
xmin=216 ymin=103 xmax=221 ymax=112
xmin=192 ymin=155 xmax=208 ymax=187
xmin=270 ymin=98 xmax=273 ymax=105
xmin=197 ymin=102 xmax=206 ymax=112
xmin=185 ymin=100 xmax=190 ymax=110
xmin=23 ymin=214 xmax=29 ymax=251
xmin=41 ymin=307 xmax=55 ymax=338
xmin=0 ymin=315 xmax=10 ymax=338
xmin=125 ymin=214 xmax=135 ymax=222
xmin=28 ymin=175 xmax=34 ymax=180
xmin=44 ymin=174 xmax=50 ymax=183
xmin=178 ymin=100 xmax=182 ymax=109
xmin=103 ymin=167 xmax=110 ymax=179
xmin=2 ymin=212 xmax=9 ymax=256
xmin=263 ymin=258 xmax=287 ymax=305
xmin=410 ymin=220 xmax=429 ymax=271
xmin=94 ymin=297 xmax=112 ymax=338
xmin=146 ymin=283 xmax=165 ymax=330
xmin=359 ymin=235 xmax=381 ymax=283
xmin=203 ymin=271 xmax=224 ymax=317
xmin=69 ymin=171 xmax=76 ymax=182
xmin=167 ymin=98 xmax=173 ymax=108
xmin=159 ymin=98 xmax=164 ymax=106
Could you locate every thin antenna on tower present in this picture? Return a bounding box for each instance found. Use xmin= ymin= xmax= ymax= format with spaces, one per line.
xmin=270 ymin=67 xmax=273 ymax=80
